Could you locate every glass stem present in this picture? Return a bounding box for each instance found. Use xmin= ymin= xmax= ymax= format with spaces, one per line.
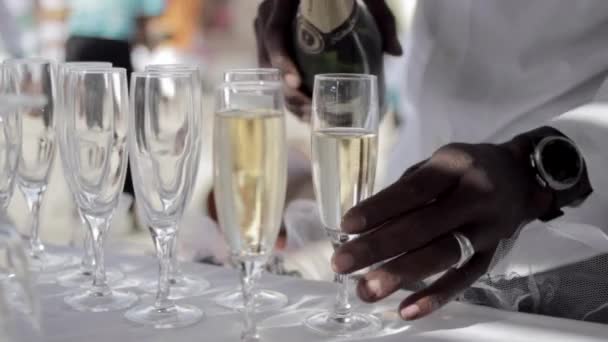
xmin=76 ymin=209 xmax=94 ymax=274
xmin=81 ymin=229 xmax=94 ymax=274
xmin=151 ymin=228 xmax=176 ymax=311
xmin=83 ymin=212 xmax=111 ymax=296
xmin=329 ymin=230 xmax=352 ymax=321
xmin=333 ymin=272 xmax=352 ymax=320
xmin=239 ymin=258 xmax=263 ymax=341
xmin=23 ymin=187 xmax=45 ymax=260
xmin=169 ymin=231 xmax=180 ymax=283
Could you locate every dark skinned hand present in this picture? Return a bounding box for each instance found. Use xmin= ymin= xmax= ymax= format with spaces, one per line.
xmin=254 ymin=0 xmax=402 ymax=119
xmin=332 ymin=139 xmax=555 ymax=321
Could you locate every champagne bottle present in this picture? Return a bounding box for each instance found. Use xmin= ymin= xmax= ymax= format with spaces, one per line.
xmin=293 ymin=0 xmax=385 ymax=112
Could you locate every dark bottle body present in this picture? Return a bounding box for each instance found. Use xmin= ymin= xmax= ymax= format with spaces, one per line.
xmin=293 ymin=0 xmax=385 ymax=112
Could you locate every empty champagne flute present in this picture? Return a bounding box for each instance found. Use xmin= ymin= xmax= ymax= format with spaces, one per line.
xmin=124 ymin=71 xmax=203 ymax=328
xmin=53 ymin=62 xmax=126 ymax=288
xmin=305 ymin=74 xmax=381 ymax=337
xmin=0 ymin=93 xmax=46 ymax=285
xmin=2 ymin=58 xmax=70 ymax=272
xmin=214 ymin=80 xmax=287 ymax=341
xmin=134 ymin=64 xmax=210 ymax=299
xmin=62 ymin=68 xmax=138 ymax=312
xmin=214 ymin=68 xmax=288 ymax=313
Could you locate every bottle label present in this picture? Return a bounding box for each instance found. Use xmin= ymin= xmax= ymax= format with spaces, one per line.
xmin=296 ymin=2 xmax=359 ymax=55
xmin=296 ymin=17 xmax=325 ymax=54
xmin=300 ymin=0 xmax=354 ymax=33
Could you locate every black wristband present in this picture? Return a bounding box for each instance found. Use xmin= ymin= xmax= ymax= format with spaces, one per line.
xmin=520 ymin=127 xmax=593 ymax=221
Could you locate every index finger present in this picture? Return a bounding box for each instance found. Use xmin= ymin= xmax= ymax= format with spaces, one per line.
xmin=341 ymin=160 xmax=461 ymax=233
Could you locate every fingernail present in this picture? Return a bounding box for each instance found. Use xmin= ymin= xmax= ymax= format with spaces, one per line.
xmin=341 ymin=212 xmax=365 ymax=232
xmin=366 ymin=278 xmax=382 ymax=298
xmin=401 ymin=304 xmax=421 ymax=320
xmin=285 ymin=74 xmax=300 ymax=88
xmin=331 ymin=252 xmax=354 ymax=273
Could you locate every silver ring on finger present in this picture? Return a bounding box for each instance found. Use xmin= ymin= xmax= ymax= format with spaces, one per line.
xmin=453 ymin=232 xmax=475 ymax=269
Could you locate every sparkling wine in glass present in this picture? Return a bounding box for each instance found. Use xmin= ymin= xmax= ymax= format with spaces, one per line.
xmin=62 ymin=68 xmax=138 ymax=312
xmin=124 ymin=71 xmax=203 ymax=329
xmin=2 ymin=58 xmax=70 ymax=273
xmin=305 ymin=73 xmax=381 ymax=337
xmin=214 ymin=68 xmax=288 ymax=313
xmin=214 ymin=80 xmax=287 ymax=341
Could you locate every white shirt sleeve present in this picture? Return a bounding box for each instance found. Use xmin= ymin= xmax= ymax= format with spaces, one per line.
xmin=550 ymin=101 xmax=608 ymax=207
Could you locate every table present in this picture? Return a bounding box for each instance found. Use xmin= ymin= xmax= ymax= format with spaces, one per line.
xmin=32 ymin=252 xmax=608 ymax=342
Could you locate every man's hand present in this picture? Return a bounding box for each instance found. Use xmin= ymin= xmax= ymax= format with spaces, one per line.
xmin=332 ymin=140 xmax=555 ymax=321
xmin=254 ymin=0 xmax=402 ymax=119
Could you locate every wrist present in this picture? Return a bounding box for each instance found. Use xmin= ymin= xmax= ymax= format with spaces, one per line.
xmin=504 ymin=127 xmax=593 ymax=221
xmin=502 ymin=133 xmax=554 ymax=220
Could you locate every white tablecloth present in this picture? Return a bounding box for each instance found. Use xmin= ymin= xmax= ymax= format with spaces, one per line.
xmin=31 ymin=251 xmax=608 ymax=342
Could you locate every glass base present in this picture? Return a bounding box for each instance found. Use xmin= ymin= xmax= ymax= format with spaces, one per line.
xmin=124 ymin=303 xmax=203 ymax=329
xmin=215 ymin=288 xmax=288 ymax=312
xmin=140 ymin=273 xmax=211 ymax=300
xmin=64 ymin=288 xmax=138 ymax=312
xmin=305 ymin=311 xmax=382 ymax=337
xmin=29 ymin=252 xmax=73 ymax=273
xmin=56 ymin=268 xmax=123 ymax=288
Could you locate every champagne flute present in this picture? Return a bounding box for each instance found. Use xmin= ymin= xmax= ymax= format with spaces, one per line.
xmin=53 ymin=62 xmax=126 ymax=288
xmin=305 ymin=74 xmax=381 ymax=337
xmin=134 ymin=64 xmax=210 ymax=299
xmin=214 ymin=80 xmax=287 ymax=341
xmin=0 ymin=93 xmax=46 ymax=285
xmin=214 ymin=68 xmax=288 ymax=312
xmin=124 ymin=71 xmax=203 ymax=328
xmin=2 ymin=58 xmax=70 ymax=272
xmin=62 ymin=68 xmax=138 ymax=312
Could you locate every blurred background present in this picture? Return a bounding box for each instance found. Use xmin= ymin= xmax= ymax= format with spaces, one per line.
xmin=0 ymin=0 xmax=416 ymax=275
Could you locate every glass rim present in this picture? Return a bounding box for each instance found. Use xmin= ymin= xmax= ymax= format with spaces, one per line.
xmin=69 ymin=67 xmax=126 ymax=75
xmin=314 ymin=73 xmax=377 ymax=81
xmin=2 ymin=57 xmax=53 ymax=66
xmin=217 ymin=80 xmax=282 ymax=90
xmin=145 ymin=63 xmax=200 ymax=70
xmin=64 ymin=66 xmax=116 ymax=73
xmin=62 ymin=61 xmax=112 ymax=67
xmin=224 ymin=68 xmax=280 ymax=75
xmin=131 ymin=71 xmax=195 ymax=78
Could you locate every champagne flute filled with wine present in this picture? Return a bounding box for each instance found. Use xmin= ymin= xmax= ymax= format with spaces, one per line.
xmin=213 ymin=80 xmax=287 ymax=341
xmin=214 ymin=68 xmax=288 ymax=313
xmin=305 ymin=73 xmax=381 ymax=337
